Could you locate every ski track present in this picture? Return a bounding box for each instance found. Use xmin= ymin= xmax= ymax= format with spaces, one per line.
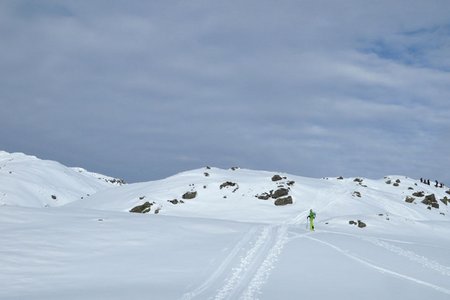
xmin=305 ymin=235 xmax=450 ymax=296
xmin=318 ymin=230 xmax=450 ymax=277
xmin=182 ymin=211 xmax=307 ymax=300
xmin=213 ymin=226 xmax=272 ymax=300
xmin=180 ymin=226 xmax=259 ymax=300
xmin=364 ymin=237 xmax=450 ymax=277
xmin=239 ymin=225 xmax=289 ymax=300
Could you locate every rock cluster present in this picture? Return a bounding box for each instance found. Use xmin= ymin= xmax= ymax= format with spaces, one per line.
xmin=421 ymin=194 xmax=439 ymax=209
xmin=349 ymin=220 xmax=366 ymax=228
xmin=255 ymin=175 xmax=295 ymax=206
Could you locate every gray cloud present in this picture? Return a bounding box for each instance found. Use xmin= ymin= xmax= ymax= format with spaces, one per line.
xmin=1 ymin=0 xmax=449 ymax=184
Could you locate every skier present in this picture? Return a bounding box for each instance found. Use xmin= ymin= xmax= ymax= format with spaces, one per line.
xmin=307 ymin=209 xmax=316 ymax=231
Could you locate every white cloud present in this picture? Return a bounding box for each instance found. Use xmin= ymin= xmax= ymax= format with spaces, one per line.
xmin=0 ymin=0 xmax=449 ymax=183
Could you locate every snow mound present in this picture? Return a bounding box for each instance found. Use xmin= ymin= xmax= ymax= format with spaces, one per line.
xmin=0 ymin=151 xmax=124 ymax=207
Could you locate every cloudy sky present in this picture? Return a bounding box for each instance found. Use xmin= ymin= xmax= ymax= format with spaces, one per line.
xmin=1 ymin=0 xmax=449 ymax=183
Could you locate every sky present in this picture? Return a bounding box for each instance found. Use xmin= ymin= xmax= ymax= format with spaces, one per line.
xmin=1 ymin=0 xmax=449 ymax=183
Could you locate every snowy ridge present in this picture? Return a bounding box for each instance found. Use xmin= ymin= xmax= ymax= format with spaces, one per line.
xmin=0 ymin=151 xmax=123 ymax=207
xmin=69 ymin=167 xmax=450 ymax=226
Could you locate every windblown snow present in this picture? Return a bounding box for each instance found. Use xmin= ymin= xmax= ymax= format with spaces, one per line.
xmin=1 ymin=151 xmax=449 ymax=300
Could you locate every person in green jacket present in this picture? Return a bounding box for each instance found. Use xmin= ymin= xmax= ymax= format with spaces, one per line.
xmin=307 ymin=209 xmax=316 ymax=231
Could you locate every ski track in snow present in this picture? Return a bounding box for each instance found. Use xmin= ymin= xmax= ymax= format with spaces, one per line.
xmin=364 ymin=237 xmax=450 ymax=277
xmin=239 ymin=225 xmax=289 ymax=300
xmin=318 ymin=230 xmax=450 ymax=277
xmin=305 ymin=235 xmax=450 ymax=296
xmin=180 ymin=227 xmax=259 ymax=300
xmin=213 ymin=225 xmax=272 ymax=300
xmin=183 ymin=212 xmax=306 ymax=300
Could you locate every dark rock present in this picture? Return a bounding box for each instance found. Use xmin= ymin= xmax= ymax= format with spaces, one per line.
xmin=139 ymin=196 xmax=145 ymax=200
xmin=352 ymin=191 xmax=361 ymax=198
xmin=446 ymin=190 xmax=450 ymax=195
xmin=412 ymin=191 xmax=425 ymax=197
xmin=168 ymin=199 xmax=179 ymax=205
xmin=354 ymin=178 xmax=363 ymax=183
xmin=378 ymin=214 xmax=384 ymax=216
xmin=393 ymin=182 xmax=399 ymax=187
xmin=395 ymin=179 xmax=401 ymax=183
xmin=440 ymin=197 xmax=449 ymax=206
xmin=271 ymin=175 xmax=283 ymax=182
xmin=274 ymin=196 xmax=293 ymax=206
xmin=408 ymin=187 xmax=414 ymax=190
xmin=220 ymin=181 xmax=237 ymax=189
xmin=287 ymin=181 xmax=295 ymax=186
xmin=357 ymin=220 xmax=367 ymax=228
xmin=51 ymin=195 xmax=57 ymax=200
xmin=271 ymin=188 xmax=289 ymax=199
xmin=182 ymin=191 xmax=197 ymax=199
xmin=203 ymin=185 xmax=207 ymax=189
xmin=405 ymin=196 xmax=415 ymax=203
xmin=349 ymin=220 xmax=357 ymax=225
xmin=257 ymin=193 xmax=271 ymax=200
xmin=129 ymin=202 xmax=152 ymax=213
xmin=421 ymin=194 xmax=438 ymax=208
xmin=206 ymin=166 xmax=211 ymax=169
xmin=230 ymin=167 xmax=239 ymax=171
xmin=204 ymin=172 xmax=210 ymax=177
xmin=154 ymin=208 xmax=160 ymax=214
xmin=385 ymin=180 xmax=391 ymax=184
xmin=107 ymin=178 xmax=126 ymax=185
xmin=337 ymin=176 xmax=344 ymax=180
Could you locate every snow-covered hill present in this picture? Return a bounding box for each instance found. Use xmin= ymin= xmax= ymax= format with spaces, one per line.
xmin=70 ymin=166 xmax=450 ymax=226
xmin=0 ymin=151 xmax=124 ymax=207
xmin=1 ymin=151 xmax=450 ymax=300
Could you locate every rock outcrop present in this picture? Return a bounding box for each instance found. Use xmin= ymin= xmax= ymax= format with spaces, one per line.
xmin=130 ymin=202 xmax=152 ymax=213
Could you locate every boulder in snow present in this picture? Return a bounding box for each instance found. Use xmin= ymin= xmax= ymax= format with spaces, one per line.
xmin=271 ymin=175 xmax=282 ymax=182
xmin=405 ymin=196 xmax=415 ymax=203
xmin=412 ymin=191 xmax=424 ymax=197
xmin=129 ymin=202 xmax=152 ymax=213
xmin=274 ymin=196 xmax=293 ymax=206
xmin=271 ymin=188 xmax=289 ymax=199
xmin=182 ymin=191 xmax=197 ymax=200
xmin=220 ymin=181 xmax=237 ymax=189
xmin=421 ymin=194 xmax=439 ymax=209
xmin=352 ymin=191 xmax=361 ymax=198
xmin=357 ymin=220 xmax=367 ymax=228
xmin=256 ymin=193 xmax=271 ymax=200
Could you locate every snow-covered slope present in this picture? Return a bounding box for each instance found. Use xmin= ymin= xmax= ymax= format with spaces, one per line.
xmin=69 ymin=167 xmax=450 ymax=225
xmin=2 ymin=153 xmax=450 ymax=299
xmin=0 ymin=151 xmax=124 ymax=207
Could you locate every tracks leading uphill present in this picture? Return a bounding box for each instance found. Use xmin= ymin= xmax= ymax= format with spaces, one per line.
xmin=181 ymin=211 xmax=307 ymax=300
